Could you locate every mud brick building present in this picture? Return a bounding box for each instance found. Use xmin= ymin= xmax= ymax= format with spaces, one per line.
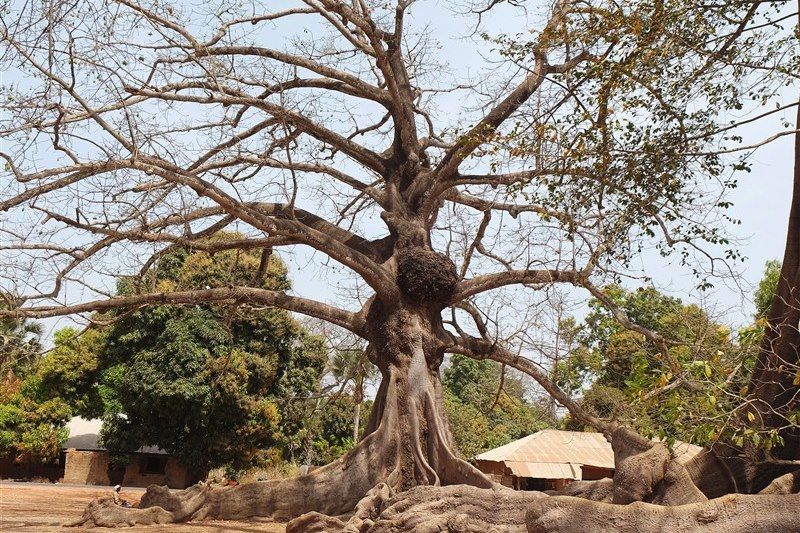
xmin=1 ymin=417 xmax=196 ymax=488
xmin=61 ymin=417 xmax=195 ymax=488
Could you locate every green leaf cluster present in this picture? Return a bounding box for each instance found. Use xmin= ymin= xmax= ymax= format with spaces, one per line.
xmin=561 ymin=282 xmax=769 ymax=447
xmin=34 ymin=235 xmax=332 ymax=474
xmin=443 ymin=354 xmax=554 ymax=460
xmin=754 ymin=260 xmax=781 ymax=318
xmin=0 ymin=310 xmax=71 ymax=464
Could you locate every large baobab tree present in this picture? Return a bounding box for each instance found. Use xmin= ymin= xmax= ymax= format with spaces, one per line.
xmin=1 ymin=0 xmax=799 ymax=530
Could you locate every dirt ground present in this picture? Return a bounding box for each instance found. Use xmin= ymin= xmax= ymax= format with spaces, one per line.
xmin=0 ymin=482 xmax=286 ymax=533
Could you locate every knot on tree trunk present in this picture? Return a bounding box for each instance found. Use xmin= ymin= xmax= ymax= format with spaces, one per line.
xmin=396 ymin=247 xmax=458 ymax=305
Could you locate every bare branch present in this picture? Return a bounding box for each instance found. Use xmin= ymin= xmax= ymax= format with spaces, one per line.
xmin=2 ymin=287 xmax=366 ymax=336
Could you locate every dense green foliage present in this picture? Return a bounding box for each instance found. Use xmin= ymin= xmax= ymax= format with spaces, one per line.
xmin=276 ymin=336 xmax=376 ymax=466
xmin=0 ymin=313 xmax=71 ymax=463
xmin=328 ymin=345 xmax=377 ymax=436
xmin=268 ymin=362 xmax=367 ymax=467
xmin=34 ymin=237 xmax=347 ymax=473
xmin=306 ymin=396 xmax=372 ymax=466
xmin=443 ymin=354 xmax=554 ymax=460
xmin=559 ymin=276 xmax=778 ymax=446
xmin=754 ymin=260 xmax=782 ymax=318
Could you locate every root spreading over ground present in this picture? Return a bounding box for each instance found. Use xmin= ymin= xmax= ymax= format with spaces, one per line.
xmin=67 ymin=423 xmax=800 ymax=532
xmin=67 ymin=250 xmax=800 ymax=532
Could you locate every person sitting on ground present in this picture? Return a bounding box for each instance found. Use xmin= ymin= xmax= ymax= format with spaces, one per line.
xmin=112 ymin=485 xmax=131 ymax=507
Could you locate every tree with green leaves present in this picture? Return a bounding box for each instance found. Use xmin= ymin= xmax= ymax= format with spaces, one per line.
xmin=327 ymin=344 xmax=377 ymax=443
xmin=443 ymin=354 xmax=553 ymax=460
xmin=560 ymin=285 xmax=760 ymax=447
xmin=0 ymin=314 xmax=71 ymax=467
xmin=0 ymin=375 xmax=71 ymax=466
xmin=35 ymin=327 xmax=107 ymax=420
xmin=755 ymin=260 xmax=782 ymax=319
xmin=36 ymin=238 xmax=328 ymax=475
xmin=307 ymin=394 xmax=373 ymax=466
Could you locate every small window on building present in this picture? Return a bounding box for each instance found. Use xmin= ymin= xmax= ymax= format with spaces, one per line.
xmin=140 ymin=456 xmax=167 ymax=475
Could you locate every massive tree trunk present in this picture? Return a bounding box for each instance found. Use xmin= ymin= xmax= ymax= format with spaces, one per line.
xmin=71 ymin=245 xmax=495 ymax=528
xmin=746 ymin=96 xmax=800 ymax=459
xmin=672 ymin=90 xmax=800 ymax=499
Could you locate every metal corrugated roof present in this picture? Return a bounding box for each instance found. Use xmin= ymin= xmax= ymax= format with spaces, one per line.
xmin=504 ymin=461 xmax=583 ymax=480
xmin=476 ymin=430 xmax=703 ymax=475
xmin=476 ymin=430 xmax=616 ymax=469
xmin=61 ymin=417 xmax=168 ymax=455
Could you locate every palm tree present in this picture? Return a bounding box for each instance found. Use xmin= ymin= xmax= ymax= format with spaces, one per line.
xmin=328 ymin=346 xmax=376 ymax=442
xmin=0 ymin=295 xmax=42 ymax=377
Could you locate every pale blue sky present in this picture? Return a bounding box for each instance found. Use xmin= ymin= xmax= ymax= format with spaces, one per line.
xmin=277 ymin=1 xmax=796 ymax=328
xmin=10 ymin=0 xmax=796 ymax=342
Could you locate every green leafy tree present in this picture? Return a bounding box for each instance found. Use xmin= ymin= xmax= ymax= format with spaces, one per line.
xmin=38 ymin=236 xmax=328 ymax=474
xmin=754 ymin=260 xmax=782 ymax=319
xmin=328 ymin=346 xmax=378 ymax=442
xmin=311 ymin=396 xmax=373 ymax=465
xmin=36 ymin=327 xmax=106 ymax=419
xmin=274 ymin=373 xmax=372 ymax=467
xmin=562 ymin=285 xmax=761 ymax=446
xmin=0 ymin=377 xmax=71 ymax=464
xmin=285 ymin=322 xmax=378 ymax=465
xmin=443 ymin=354 xmax=553 ymax=459
xmin=0 ymin=315 xmax=71 ymax=464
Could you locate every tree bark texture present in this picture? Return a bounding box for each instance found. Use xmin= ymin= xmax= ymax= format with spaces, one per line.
xmin=287 ymin=484 xmax=543 ymax=533
xmin=525 ymin=493 xmax=800 ymax=533
xmin=746 ymin=94 xmax=800 ymax=460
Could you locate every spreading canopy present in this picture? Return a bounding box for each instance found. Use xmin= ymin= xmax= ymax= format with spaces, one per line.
xmin=0 ymin=0 xmax=797 ymax=459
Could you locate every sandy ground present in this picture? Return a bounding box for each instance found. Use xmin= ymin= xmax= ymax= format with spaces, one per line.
xmin=0 ymin=482 xmax=286 ymax=533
